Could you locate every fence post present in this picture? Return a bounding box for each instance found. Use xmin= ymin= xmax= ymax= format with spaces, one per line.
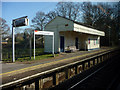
xmin=93 ymin=59 xmax=95 ymax=66
xmin=97 ymin=57 xmax=99 ymax=64
xmin=100 ymin=56 xmax=102 ymax=62
xmin=65 ymin=68 xmax=70 ymax=79
xmin=35 ymin=79 xmax=39 ymax=90
xmin=39 ymin=79 xmax=43 ymax=89
xmin=22 ymin=86 xmax=26 ymax=90
xmin=53 ymin=73 xmax=59 ymax=86
xmin=75 ymin=65 xmax=79 ymax=74
xmin=88 ymin=61 xmax=90 ymax=68
xmin=82 ymin=63 xmax=85 ymax=71
xmin=104 ymin=55 xmax=106 ymax=60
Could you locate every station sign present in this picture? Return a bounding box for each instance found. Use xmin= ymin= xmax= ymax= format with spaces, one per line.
xmin=34 ymin=30 xmax=54 ymax=35
xmin=13 ymin=16 xmax=29 ymax=27
xmin=12 ymin=16 xmax=29 ymax=62
xmin=34 ymin=30 xmax=54 ymax=60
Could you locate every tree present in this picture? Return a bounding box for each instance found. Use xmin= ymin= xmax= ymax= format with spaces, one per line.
xmin=32 ymin=2 xmax=81 ymax=31
xmin=32 ymin=11 xmax=47 ymax=31
xmin=81 ymin=2 xmax=112 ymax=27
xmin=0 ymin=17 xmax=10 ymax=36
xmin=81 ymin=2 xmax=118 ymax=46
xmin=46 ymin=11 xmax=57 ymax=23
xmin=110 ymin=2 xmax=120 ymax=45
xmin=0 ymin=18 xmax=10 ymax=61
xmin=55 ymin=2 xmax=81 ymax=21
xmin=32 ymin=11 xmax=47 ymax=48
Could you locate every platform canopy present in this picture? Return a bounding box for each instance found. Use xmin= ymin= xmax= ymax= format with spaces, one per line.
xmin=49 ymin=16 xmax=105 ymax=37
xmin=73 ymin=23 xmax=105 ymax=36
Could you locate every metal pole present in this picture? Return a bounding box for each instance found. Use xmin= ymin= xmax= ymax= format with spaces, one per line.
xmin=85 ymin=41 xmax=86 ymax=51
xmin=30 ymin=34 xmax=32 ymax=59
xmin=0 ymin=0 xmax=2 ymax=61
xmin=12 ymin=25 xmax=15 ymax=62
xmin=34 ymin=31 xmax=35 ymax=60
xmin=109 ymin=29 xmax=110 ymax=46
xmin=0 ymin=30 xmax=2 ymax=61
xmin=53 ymin=33 xmax=55 ymax=57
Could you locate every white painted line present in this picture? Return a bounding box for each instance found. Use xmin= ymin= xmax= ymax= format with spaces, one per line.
xmin=68 ymin=64 xmax=105 ymax=90
xmin=0 ymin=50 xmax=112 ymax=88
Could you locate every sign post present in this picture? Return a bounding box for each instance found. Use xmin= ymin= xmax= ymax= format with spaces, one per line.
xmin=12 ymin=26 xmax=15 ymax=62
xmin=34 ymin=31 xmax=35 ymax=60
xmin=34 ymin=30 xmax=54 ymax=60
xmin=53 ymin=34 xmax=54 ymax=56
xmin=0 ymin=27 xmax=2 ymax=61
xmin=12 ymin=16 xmax=28 ymax=62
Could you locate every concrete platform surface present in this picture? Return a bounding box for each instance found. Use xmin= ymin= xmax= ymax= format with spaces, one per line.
xmin=0 ymin=47 xmax=116 ymax=84
xmin=1 ymin=47 xmax=112 ymax=74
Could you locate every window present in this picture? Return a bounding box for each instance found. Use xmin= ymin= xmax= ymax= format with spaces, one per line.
xmin=88 ymin=39 xmax=90 ymax=44
xmin=96 ymin=39 xmax=99 ymax=44
xmin=94 ymin=39 xmax=96 ymax=45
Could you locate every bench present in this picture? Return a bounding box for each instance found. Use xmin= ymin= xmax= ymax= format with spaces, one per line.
xmin=65 ymin=46 xmax=78 ymax=53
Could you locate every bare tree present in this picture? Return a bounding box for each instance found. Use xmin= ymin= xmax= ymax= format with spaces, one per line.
xmin=0 ymin=18 xmax=10 ymax=61
xmin=46 ymin=11 xmax=57 ymax=22
xmin=56 ymin=2 xmax=81 ymax=21
xmin=0 ymin=17 xmax=10 ymax=36
xmin=81 ymin=2 xmax=119 ymax=46
xmin=56 ymin=2 xmax=67 ymax=18
xmin=32 ymin=11 xmax=47 ymax=31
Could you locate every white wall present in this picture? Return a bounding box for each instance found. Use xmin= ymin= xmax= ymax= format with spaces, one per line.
xmin=59 ymin=31 xmax=88 ymax=51
xmin=78 ymin=34 xmax=88 ymax=50
xmin=74 ymin=23 xmax=105 ymax=36
xmin=44 ymin=16 xmax=102 ymax=53
xmin=44 ymin=16 xmax=74 ymax=53
xmin=59 ymin=31 xmax=76 ymax=51
xmin=87 ymin=35 xmax=100 ymax=50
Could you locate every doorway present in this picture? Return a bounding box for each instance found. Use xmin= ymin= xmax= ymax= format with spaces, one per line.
xmin=60 ymin=36 xmax=64 ymax=52
xmin=75 ymin=37 xmax=78 ymax=49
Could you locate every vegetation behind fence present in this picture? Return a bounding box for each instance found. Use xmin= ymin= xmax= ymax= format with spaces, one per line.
xmin=2 ymin=34 xmax=44 ymax=62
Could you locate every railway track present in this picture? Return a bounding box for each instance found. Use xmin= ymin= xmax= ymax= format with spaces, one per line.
xmin=1 ymin=48 xmax=120 ymax=90
xmin=52 ymin=54 xmax=120 ymax=90
xmin=69 ymin=55 xmax=120 ymax=90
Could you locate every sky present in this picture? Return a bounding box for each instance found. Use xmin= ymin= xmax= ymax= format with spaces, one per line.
xmin=1 ymin=0 xmax=119 ymax=33
xmin=2 ymin=2 xmax=57 ymax=33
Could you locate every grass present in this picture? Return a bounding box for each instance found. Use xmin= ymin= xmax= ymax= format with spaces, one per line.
xmin=3 ymin=53 xmax=59 ymax=63
xmin=2 ymin=48 xmax=59 ymax=63
xmin=31 ymin=54 xmax=54 ymax=60
xmin=17 ymin=54 xmax=58 ymax=62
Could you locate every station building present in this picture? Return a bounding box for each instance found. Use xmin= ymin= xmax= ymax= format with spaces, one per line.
xmin=44 ymin=16 xmax=105 ymax=53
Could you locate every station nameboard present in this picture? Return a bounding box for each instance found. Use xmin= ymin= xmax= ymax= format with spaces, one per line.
xmin=34 ymin=30 xmax=54 ymax=35
xmin=34 ymin=30 xmax=54 ymax=60
xmin=13 ymin=16 xmax=29 ymax=27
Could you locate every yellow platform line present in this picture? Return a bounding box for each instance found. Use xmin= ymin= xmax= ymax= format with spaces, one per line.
xmin=0 ymin=49 xmax=108 ymax=76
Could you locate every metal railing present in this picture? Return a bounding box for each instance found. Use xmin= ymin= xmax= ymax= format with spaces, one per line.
xmin=1 ymin=48 xmax=120 ymax=90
